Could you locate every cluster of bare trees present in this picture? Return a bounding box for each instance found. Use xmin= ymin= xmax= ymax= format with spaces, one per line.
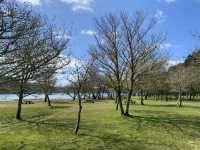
xmin=89 ymin=12 xmax=164 ymax=116
xmin=168 ymin=51 xmax=200 ymax=107
xmin=66 ymin=13 xmax=200 ymax=130
xmin=131 ymin=49 xmax=200 ymax=107
xmin=63 ymin=12 xmax=166 ymax=133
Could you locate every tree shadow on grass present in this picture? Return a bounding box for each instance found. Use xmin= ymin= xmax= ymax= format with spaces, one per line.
xmin=77 ymin=112 xmax=200 ymax=150
xmin=142 ymin=104 xmax=200 ymax=109
xmin=50 ymin=105 xmax=72 ymax=109
xmin=124 ymin=113 xmax=200 ymax=138
xmin=22 ymin=119 xmax=74 ymax=129
xmin=52 ymin=101 xmax=73 ymax=105
xmin=79 ymin=131 xmax=181 ymax=150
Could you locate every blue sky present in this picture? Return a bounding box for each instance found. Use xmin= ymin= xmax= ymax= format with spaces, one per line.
xmin=17 ymin=0 xmax=200 ymax=61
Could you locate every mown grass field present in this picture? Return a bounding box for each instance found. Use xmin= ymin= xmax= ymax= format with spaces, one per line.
xmin=0 ymin=99 xmax=200 ymax=150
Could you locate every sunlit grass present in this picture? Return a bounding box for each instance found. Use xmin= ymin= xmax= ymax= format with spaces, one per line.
xmin=0 ymin=99 xmax=199 ymax=150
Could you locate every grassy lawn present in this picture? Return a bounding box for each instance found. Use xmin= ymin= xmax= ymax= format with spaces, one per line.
xmin=0 ymin=99 xmax=200 ymax=150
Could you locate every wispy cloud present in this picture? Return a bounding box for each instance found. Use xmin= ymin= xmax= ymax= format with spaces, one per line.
xmin=81 ymin=29 xmax=96 ymax=36
xmin=157 ymin=0 xmax=176 ymax=4
xmin=160 ymin=43 xmax=173 ymax=49
xmin=61 ymin=0 xmax=94 ymax=12
xmin=16 ymin=0 xmax=95 ymax=12
xmin=164 ymin=0 xmax=176 ymax=3
xmin=54 ymin=31 xmax=72 ymax=40
xmin=16 ymin=0 xmax=41 ymax=5
xmin=56 ymin=56 xmax=84 ymax=86
xmin=154 ymin=9 xmax=167 ymax=23
xmin=167 ymin=60 xmax=183 ymax=68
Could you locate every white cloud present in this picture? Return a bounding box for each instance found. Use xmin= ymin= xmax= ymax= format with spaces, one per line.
xmin=160 ymin=43 xmax=173 ymax=49
xmin=155 ymin=10 xmax=164 ymax=19
xmin=55 ymin=56 xmax=84 ymax=86
xmin=167 ymin=60 xmax=183 ymax=68
xmin=164 ymin=0 xmax=176 ymax=3
xmin=154 ymin=10 xmax=167 ymax=23
xmin=157 ymin=0 xmax=176 ymax=3
xmin=81 ymin=30 xmax=96 ymax=36
xmin=54 ymin=31 xmax=72 ymax=40
xmin=16 ymin=0 xmax=41 ymax=5
xmin=61 ymin=0 xmax=94 ymax=12
xmin=16 ymin=0 xmax=95 ymax=12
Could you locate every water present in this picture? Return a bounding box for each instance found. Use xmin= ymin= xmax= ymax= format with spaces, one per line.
xmin=0 ymin=93 xmax=71 ymax=101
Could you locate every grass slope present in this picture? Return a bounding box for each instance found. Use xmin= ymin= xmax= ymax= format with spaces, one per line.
xmin=0 ymin=100 xmax=200 ymax=150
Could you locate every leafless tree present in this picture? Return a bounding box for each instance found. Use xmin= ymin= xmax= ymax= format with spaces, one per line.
xmin=68 ymin=59 xmax=92 ymax=134
xmin=37 ymin=67 xmax=57 ymax=106
xmin=135 ymin=59 xmax=167 ymax=105
xmin=90 ymin=14 xmax=126 ymax=115
xmin=65 ymin=84 xmax=77 ymax=100
xmin=37 ymin=55 xmax=70 ymax=107
xmin=2 ymin=9 xmax=70 ymax=120
xmin=0 ymin=1 xmax=44 ymax=78
xmin=168 ymin=64 xmax=187 ymax=107
xmin=91 ymin=12 xmax=164 ymax=116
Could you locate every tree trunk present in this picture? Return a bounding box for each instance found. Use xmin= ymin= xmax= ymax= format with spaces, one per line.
xmin=115 ymin=96 xmax=119 ymax=110
xmin=145 ymin=93 xmax=148 ymax=100
xmin=46 ymin=94 xmax=51 ymax=107
xmin=92 ymin=93 xmax=96 ymax=100
xmin=165 ymin=94 xmax=168 ymax=102
xmin=124 ymin=89 xmax=133 ymax=116
xmin=44 ymin=93 xmax=48 ymax=102
xmin=189 ymin=93 xmax=192 ymax=101
xmin=116 ymin=89 xmax=124 ymax=115
xmin=74 ymin=93 xmax=82 ymax=135
xmin=124 ymin=76 xmax=134 ymax=116
xmin=16 ymin=85 xmax=24 ymax=120
xmin=141 ymin=89 xmax=144 ymax=105
xmin=177 ymin=88 xmax=182 ymax=107
xmin=73 ymin=94 xmax=76 ymax=101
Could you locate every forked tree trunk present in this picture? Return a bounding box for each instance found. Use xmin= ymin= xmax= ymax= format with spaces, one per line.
xmin=74 ymin=93 xmax=82 ymax=135
xmin=116 ymin=89 xmax=124 ymax=115
xmin=124 ymin=89 xmax=133 ymax=116
xmin=16 ymin=85 xmax=24 ymax=120
xmin=125 ymin=77 xmax=134 ymax=116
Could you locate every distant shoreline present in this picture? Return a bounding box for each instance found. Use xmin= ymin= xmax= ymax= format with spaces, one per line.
xmin=0 ymin=93 xmax=71 ymax=101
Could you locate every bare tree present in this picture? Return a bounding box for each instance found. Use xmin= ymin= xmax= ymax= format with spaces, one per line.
xmin=168 ymin=64 xmax=187 ymax=107
xmin=90 ymin=14 xmax=126 ymax=115
xmin=68 ymin=60 xmax=92 ymax=134
xmin=3 ymin=11 xmax=70 ymax=120
xmin=0 ymin=1 xmax=43 ymax=78
xmin=37 ymin=55 xmax=70 ymax=107
xmin=135 ymin=59 xmax=167 ymax=105
xmin=120 ymin=12 xmax=164 ymax=116
xmin=37 ymin=67 xmax=56 ymax=106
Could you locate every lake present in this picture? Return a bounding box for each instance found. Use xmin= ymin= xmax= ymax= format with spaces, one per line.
xmin=0 ymin=93 xmax=71 ymax=101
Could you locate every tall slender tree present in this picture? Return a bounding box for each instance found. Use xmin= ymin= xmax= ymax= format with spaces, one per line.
xmin=90 ymin=14 xmax=126 ymax=115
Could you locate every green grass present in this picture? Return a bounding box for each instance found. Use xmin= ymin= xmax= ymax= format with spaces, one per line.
xmin=0 ymin=99 xmax=200 ymax=150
